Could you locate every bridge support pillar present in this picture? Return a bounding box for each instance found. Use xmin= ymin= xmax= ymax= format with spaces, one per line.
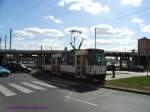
xmin=120 ymin=56 xmax=123 ymax=70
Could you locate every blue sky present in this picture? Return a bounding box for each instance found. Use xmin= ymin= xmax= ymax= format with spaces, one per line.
xmin=0 ymin=0 xmax=150 ymax=51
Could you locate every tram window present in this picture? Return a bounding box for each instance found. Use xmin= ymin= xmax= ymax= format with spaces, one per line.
xmin=96 ymin=56 xmax=101 ymax=64
xmin=90 ymin=52 xmax=106 ymax=65
xmin=45 ymin=57 xmax=51 ymax=64
xmin=77 ymin=56 xmax=80 ymax=64
xmin=81 ymin=55 xmax=86 ymax=65
xmin=96 ymin=55 xmax=106 ymax=65
xmin=67 ymin=55 xmax=74 ymax=65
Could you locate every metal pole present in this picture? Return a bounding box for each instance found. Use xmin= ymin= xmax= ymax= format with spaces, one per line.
xmin=74 ymin=35 xmax=75 ymax=49
xmin=0 ymin=37 xmax=1 ymax=50
xmin=5 ymin=34 xmax=7 ymax=50
xmin=10 ymin=29 xmax=12 ymax=51
xmin=95 ymin=27 xmax=96 ymax=49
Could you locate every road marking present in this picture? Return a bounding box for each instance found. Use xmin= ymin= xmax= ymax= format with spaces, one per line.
xmin=65 ymin=96 xmax=99 ymax=107
xmin=9 ymin=83 xmax=33 ymax=94
xmin=0 ymin=85 xmax=16 ymax=96
xmin=21 ymin=82 xmax=47 ymax=91
xmin=32 ymin=81 xmax=57 ymax=88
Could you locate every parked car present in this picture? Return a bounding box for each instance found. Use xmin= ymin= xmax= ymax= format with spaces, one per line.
xmin=0 ymin=66 xmax=10 ymax=77
xmin=3 ymin=62 xmax=32 ymax=73
xmin=128 ymin=65 xmax=145 ymax=72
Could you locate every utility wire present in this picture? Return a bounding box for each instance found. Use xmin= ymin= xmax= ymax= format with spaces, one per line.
xmin=100 ymin=7 xmax=150 ymax=24
xmin=94 ymin=7 xmax=150 ymax=51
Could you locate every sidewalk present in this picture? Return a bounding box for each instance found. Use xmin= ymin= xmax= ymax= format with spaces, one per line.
xmin=106 ymin=71 xmax=148 ymax=80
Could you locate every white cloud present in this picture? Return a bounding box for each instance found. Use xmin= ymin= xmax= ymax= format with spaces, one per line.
xmin=13 ymin=25 xmax=136 ymax=51
xmin=14 ymin=27 xmax=64 ymax=38
xmin=64 ymin=24 xmax=135 ymax=51
xmin=91 ymin=24 xmax=134 ymax=36
xmin=12 ymin=38 xmax=65 ymax=50
xmin=13 ymin=27 xmax=65 ymax=50
xmin=82 ymin=38 xmax=136 ymax=51
xmin=91 ymin=24 xmax=117 ymax=35
xmin=12 ymin=39 xmax=31 ymax=50
xmin=83 ymin=24 xmax=135 ymax=51
xmin=142 ymin=25 xmax=150 ymax=33
xmin=14 ymin=30 xmax=34 ymax=38
xmin=58 ymin=0 xmax=65 ymax=6
xmin=120 ymin=0 xmax=143 ymax=7
xmin=131 ymin=17 xmax=144 ymax=26
xmin=58 ymin=0 xmax=110 ymax=15
xmin=45 ymin=15 xmax=63 ymax=24
xmin=41 ymin=39 xmax=65 ymax=50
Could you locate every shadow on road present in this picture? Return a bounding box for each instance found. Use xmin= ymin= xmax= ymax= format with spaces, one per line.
xmin=31 ymin=70 xmax=103 ymax=93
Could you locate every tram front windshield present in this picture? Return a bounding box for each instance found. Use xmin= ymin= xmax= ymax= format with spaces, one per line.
xmin=89 ymin=51 xmax=106 ymax=65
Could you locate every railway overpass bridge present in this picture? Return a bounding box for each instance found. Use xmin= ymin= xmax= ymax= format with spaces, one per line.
xmin=0 ymin=50 xmax=149 ymax=68
xmin=0 ymin=50 xmax=62 ymax=67
xmin=105 ymin=51 xmax=150 ymax=69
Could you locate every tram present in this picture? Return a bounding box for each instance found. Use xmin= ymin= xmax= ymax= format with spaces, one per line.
xmin=42 ymin=48 xmax=107 ymax=82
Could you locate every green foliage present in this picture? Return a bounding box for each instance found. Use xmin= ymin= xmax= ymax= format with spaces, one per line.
xmin=106 ymin=76 xmax=150 ymax=90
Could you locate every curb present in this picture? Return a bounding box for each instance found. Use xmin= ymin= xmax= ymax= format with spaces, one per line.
xmin=102 ymin=85 xmax=150 ymax=95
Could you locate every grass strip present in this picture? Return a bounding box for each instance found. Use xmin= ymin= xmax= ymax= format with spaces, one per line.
xmin=106 ymin=76 xmax=150 ymax=91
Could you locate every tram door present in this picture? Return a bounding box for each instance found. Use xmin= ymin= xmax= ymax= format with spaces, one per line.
xmin=56 ymin=57 xmax=61 ymax=74
xmin=52 ymin=54 xmax=61 ymax=74
xmin=52 ymin=58 xmax=56 ymax=73
xmin=76 ymin=55 xmax=86 ymax=78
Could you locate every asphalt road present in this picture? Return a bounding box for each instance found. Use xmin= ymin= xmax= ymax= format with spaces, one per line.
xmin=0 ymin=70 xmax=150 ymax=112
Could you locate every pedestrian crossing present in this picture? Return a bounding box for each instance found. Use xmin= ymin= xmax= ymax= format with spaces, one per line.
xmin=22 ymin=82 xmax=48 ymax=91
xmin=0 ymin=81 xmax=58 ymax=97
xmin=9 ymin=83 xmax=33 ymax=94
xmin=0 ymin=85 xmax=16 ymax=96
xmin=32 ymin=81 xmax=57 ymax=88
